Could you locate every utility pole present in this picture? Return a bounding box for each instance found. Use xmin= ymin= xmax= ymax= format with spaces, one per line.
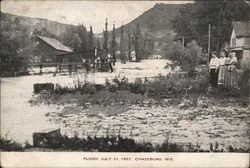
xmin=207 ymin=24 xmax=211 ymax=66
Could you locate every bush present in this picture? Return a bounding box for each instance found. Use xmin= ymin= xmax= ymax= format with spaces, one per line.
xmin=157 ymin=140 xmax=183 ymax=152
xmin=34 ymin=134 xmax=154 ymax=152
xmin=0 ymin=137 xmax=24 ymax=151
xmin=238 ymin=69 xmax=249 ymax=97
xmin=146 ymin=71 xmax=210 ymax=99
xmin=81 ymin=83 xmax=96 ymax=94
xmin=52 ymin=69 xmax=247 ymax=101
xmin=54 ymin=82 xmax=97 ymax=95
xmin=164 ymin=41 xmax=202 ymax=72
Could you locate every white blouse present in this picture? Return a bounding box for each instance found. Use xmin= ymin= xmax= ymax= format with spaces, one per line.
xmin=209 ymin=57 xmax=220 ymax=69
xmin=219 ymin=57 xmax=227 ymax=66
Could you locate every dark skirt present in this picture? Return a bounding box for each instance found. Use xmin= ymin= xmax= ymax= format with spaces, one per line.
xmin=210 ymin=69 xmax=218 ymax=87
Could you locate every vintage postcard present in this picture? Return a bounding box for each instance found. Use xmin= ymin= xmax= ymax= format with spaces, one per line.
xmin=0 ymin=0 xmax=249 ymax=167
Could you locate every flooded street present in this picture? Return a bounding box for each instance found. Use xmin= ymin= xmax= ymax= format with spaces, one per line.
xmin=1 ymin=59 xmax=249 ymax=151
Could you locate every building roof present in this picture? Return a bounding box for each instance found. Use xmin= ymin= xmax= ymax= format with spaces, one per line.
xmin=36 ymin=35 xmax=73 ymax=52
xmin=232 ymin=21 xmax=250 ymax=37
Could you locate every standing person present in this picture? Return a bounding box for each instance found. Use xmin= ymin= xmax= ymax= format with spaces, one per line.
xmin=218 ymin=51 xmax=227 ymax=85
xmin=225 ymin=52 xmax=238 ymax=87
xmin=209 ymin=52 xmax=220 ymax=87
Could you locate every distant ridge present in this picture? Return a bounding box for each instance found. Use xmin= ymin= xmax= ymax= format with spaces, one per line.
xmin=0 ymin=12 xmax=77 ymax=36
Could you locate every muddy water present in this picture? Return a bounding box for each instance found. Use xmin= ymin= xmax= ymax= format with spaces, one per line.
xmin=1 ymin=59 xmax=170 ymax=145
xmin=1 ymin=59 xmax=249 ymax=150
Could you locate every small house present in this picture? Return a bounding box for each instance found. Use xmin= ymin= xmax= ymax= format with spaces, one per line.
xmin=34 ymin=35 xmax=113 ymax=72
xmin=35 ymin=35 xmax=76 ymax=63
xmin=229 ymin=21 xmax=250 ymax=70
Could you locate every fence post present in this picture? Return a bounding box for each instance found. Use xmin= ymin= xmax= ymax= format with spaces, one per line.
xmin=69 ymin=64 xmax=72 ymax=75
xmin=39 ymin=64 xmax=43 ymax=75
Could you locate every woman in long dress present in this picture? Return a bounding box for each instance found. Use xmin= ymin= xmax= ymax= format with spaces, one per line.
xmin=218 ymin=51 xmax=227 ymax=85
xmin=225 ymin=52 xmax=238 ymax=87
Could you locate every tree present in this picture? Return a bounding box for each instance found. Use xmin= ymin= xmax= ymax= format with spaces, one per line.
xmin=142 ymin=31 xmax=149 ymax=59
xmin=76 ymin=24 xmax=88 ymax=51
xmin=128 ymin=28 xmax=132 ymax=61
xmin=111 ymin=22 xmax=117 ymax=64
xmin=111 ymin=22 xmax=116 ymax=65
xmin=59 ymin=24 xmax=88 ymax=52
xmin=0 ymin=33 xmax=27 ymax=75
xmin=171 ymin=0 xmax=250 ymax=51
xmin=120 ymin=23 xmax=126 ymax=63
xmin=88 ymin=26 xmax=94 ymax=50
xmin=97 ymin=39 xmax=101 ymax=49
xmin=164 ymin=40 xmax=202 ymax=72
xmin=133 ymin=24 xmax=142 ymax=62
xmin=103 ymin=18 xmax=108 ymax=50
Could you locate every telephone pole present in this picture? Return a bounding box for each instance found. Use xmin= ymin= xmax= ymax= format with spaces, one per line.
xmin=207 ymin=24 xmax=211 ymax=65
xmin=182 ymin=37 xmax=185 ymax=47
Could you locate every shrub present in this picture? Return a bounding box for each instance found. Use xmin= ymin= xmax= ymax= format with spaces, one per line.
xmin=238 ymin=69 xmax=249 ymax=97
xmin=146 ymin=71 xmax=210 ymax=99
xmin=164 ymin=41 xmax=202 ymax=72
xmin=81 ymin=83 xmax=96 ymax=94
xmin=156 ymin=140 xmax=183 ymax=152
xmin=54 ymin=82 xmax=97 ymax=95
xmin=0 ymin=137 xmax=24 ymax=151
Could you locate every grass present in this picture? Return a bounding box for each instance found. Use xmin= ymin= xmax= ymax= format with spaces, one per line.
xmin=22 ymin=70 xmax=250 ymax=153
xmin=0 ymin=137 xmax=24 ymax=151
xmin=30 ymin=69 xmax=248 ymax=109
xmin=1 ymin=136 xmax=249 ymax=152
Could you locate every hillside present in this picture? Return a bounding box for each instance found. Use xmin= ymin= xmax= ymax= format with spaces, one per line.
xmin=0 ymin=3 xmax=187 ymax=63
xmin=0 ymin=12 xmax=76 ymax=36
xmin=115 ymin=3 xmax=183 ymax=36
xmin=100 ymin=3 xmax=188 ymax=57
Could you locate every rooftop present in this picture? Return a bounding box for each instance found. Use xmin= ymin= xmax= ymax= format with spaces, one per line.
xmin=36 ymin=35 xmax=73 ymax=52
xmin=232 ymin=21 xmax=250 ymax=37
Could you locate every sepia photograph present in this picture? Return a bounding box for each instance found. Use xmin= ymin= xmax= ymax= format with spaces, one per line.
xmin=0 ymin=0 xmax=249 ymax=167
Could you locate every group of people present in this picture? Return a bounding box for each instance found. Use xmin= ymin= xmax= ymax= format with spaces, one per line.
xmin=209 ymin=50 xmax=238 ymax=87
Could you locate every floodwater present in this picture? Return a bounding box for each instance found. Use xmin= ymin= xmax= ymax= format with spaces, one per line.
xmin=48 ymin=104 xmax=250 ymax=151
xmin=1 ymin=59 xmax=249 ymax=151
xmin=0 ymin=59 xmax=170 ymax=144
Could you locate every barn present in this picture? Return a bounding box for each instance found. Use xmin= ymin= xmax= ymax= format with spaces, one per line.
xmin=32 ymin=35 xmax=114 ymax=74
xmin=35 ymin=35 xmax=77 ymax=63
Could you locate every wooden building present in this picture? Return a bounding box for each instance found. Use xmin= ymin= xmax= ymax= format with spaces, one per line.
xmin=35 ymin=35 xmax=76 ymax=63
xmin=33 ymin=35 xmax=114 ymax=73
xmin=229 ymin=21 xmax=250 ymax=70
